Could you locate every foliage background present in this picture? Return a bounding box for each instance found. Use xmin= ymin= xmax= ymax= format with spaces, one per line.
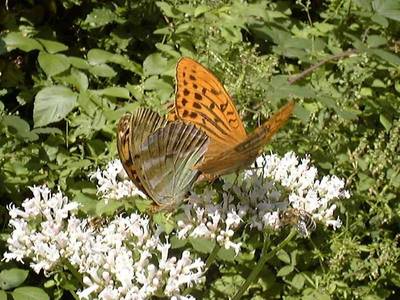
xmin=0 ymin=0 xmax=399 ymax=299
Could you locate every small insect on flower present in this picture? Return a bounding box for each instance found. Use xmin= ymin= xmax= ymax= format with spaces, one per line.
xmin=280 ymin=208 xmax=316 ymax=236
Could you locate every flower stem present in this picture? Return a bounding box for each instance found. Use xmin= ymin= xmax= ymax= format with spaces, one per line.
xmin=64 ymin=259 xmax=83 ymax=285
xmin=232 ymin=229 xmax=297 ymax=300
xmin=205 ymin=243 xmax=221 ymax=270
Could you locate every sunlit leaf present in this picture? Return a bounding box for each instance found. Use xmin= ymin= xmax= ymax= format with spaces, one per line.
xmin=33 ymin=86 xmax=77 ymax=127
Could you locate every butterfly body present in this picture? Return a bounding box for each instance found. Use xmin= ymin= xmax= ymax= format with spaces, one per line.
xmin=171 ymin=57 xmax=294 ymax=177
xmin=117 ymin=108 xmax=209 ymax=209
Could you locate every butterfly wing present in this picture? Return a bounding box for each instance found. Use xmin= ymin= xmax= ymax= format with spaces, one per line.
xmin=136 ymin=122 xmax=209 ymax=208
xmin=117 ymin=114 xmax=148 ymax=196
xmin=174 ymin=57 xmax=247 ymax=154
xmin=196 ymin=101 xmax=295 ymax=176
xmin=117 ymin=108 xmax=168 ymax=196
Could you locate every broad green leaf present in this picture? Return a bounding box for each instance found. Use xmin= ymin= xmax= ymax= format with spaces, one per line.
xmin=276 ymin=249 xmax=291 ymax=264
xmin=156 ymin=1 xmax=181 ymax=18
xmin=83 ymin=7 xmax=124 ymax=28
xmin=2 ymin=32 xmax=43 ymax=52
xmin=12 ymin=287 xmax=49 ymax=300
xmin=31 ymin=127 xmax=63 ymax=135
xmin=69 ymin=57 xmax=90 ymax=69
xmin=372 ymin=0 xmax=400 ymax=21
xmin=294 ymin=104 xmax=311 ymax=123
xmin=371 ymin=13 xmax=389 ymax=27
xmin=143 ymin=53 xmax=173 ymax=76
xmin=155 ymin=43 xmax=181 ymax=58
xmin=0 ymin=290 xmax=6 ymax=300
xmin=170 ymin=236 xmax=187 ymax=249
xmin=0 ymin=268 xmax=29 ymax=290
xmin=369 ymin=49 xmax=400 ymax=66
xmin=93 ymin=87 xmax=130 ymax=99
xmin=89 ymin=64 xmax=116 ymax=77
xmin=37 ymin=38 xmax=68 ymax=53
xmin=34 ymin=86 xmax=77 ymax=127
xmin=143 ymin=76 xmax=174 ymax=101
xmin=38 ymin=52 xmax=70 ymax=76
xmin=1 ymin=115 xmax=38 ymax=141
xmin=217 ymin=247 xmax=236 ymax=262
xmin=153 ymin=213 xmax=176 ymax=234
xmin=194 ymin=5 xmax=210 ymax=17
xmin=72 ymin=192 xmax=97 ymax=214
xmin=277 ymin=265 xmax=294 ymax=277
xmin=108 ymin=54 xmax=142 ymax=75
xmin=291 ymin=273 xmax=305 ymax=289
xmin=87 ymin=49 xmax=113 ymax=65
xmin=189 ymin=237 xmax=216 ymax=253
xmin=367 ymin=35 xmax=387 ymax=48
xmin=70 ymin=68 xmax=89 ymax=91
xmin=95 ymin=199 xmax=124 ymax=216
xmin=379 ymin=113 xmax=392 ymax=130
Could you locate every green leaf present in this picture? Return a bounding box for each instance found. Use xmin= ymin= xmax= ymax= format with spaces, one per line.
xmin=156 ymin=1 xmax=181 ymax=18
xmin=2 ymin=115 xmax=38 ymax=141
xmin=194 ymin=5 xmax=210 ymax=17
xmin=96 ymin=199 xmax=123 ymax=216
xmin=143 ymin=76 xmax=174 ymax=101
xmin=12 ymin=287 xmax=49 ymax=300
xmin=170 ymin=236 xmax=187 ymax=249
xmin=34 ymin=86 xmax=77 ymax=127
xmin=89 ymin=64 xmax=116 ymax=77
xmin=190 ymin=238 xmax=216 ymax=253
xmin=379 ymin=113 xmax=392 ymax=130
xmin=371 ymin=13 xmax=389 ymax=27
xmin=217 ymin=247 xmax=236 ymax=262
xmin=143 ymin=53 xmax=174 ymax=76
xmin=291 ymin=273 xmax=305 ymax=289
xmin=369 ymin=49 xmax=400 ymax=66
xmin=0 ymin=290 xmax=6 ymax=300
xmin=294 ymin=103 xmax=311 ymax=123
xmin=372 ymin=0 xmax=400 ymax=21
xmin=93 ymin=87 xmax=130 ymax=99
xmin=276 ymin=249 xmax=291 ymax=264
xmin=38 ymin=52 xmax=70 ymax=76
xmin=87 ymin=49 xmax=113 ymax=65
xmin=31 ymin=127 xmax=63 ymax=135
xmin=2 ymin=32 xmax=43 ymax=52
xmin=0 ymin=268 xmax=29 ymax=290
xmin=277 ymin=265 xmax=294 ymax=277
xmin=153 ymin=213 xmax=176 ymax=234
xmin=367 ymin=35 xmax=387 ymax=48
xmin=83 ymin=7 xmax=124 ymax=28
xmin=37 ymin=38 xmax=68 ymax=53
xmin=69 ymin=57 xmax=90 ymax=69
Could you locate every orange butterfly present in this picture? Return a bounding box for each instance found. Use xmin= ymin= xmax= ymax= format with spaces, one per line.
xmin=169 ymin=57 xmax=294 ymax=177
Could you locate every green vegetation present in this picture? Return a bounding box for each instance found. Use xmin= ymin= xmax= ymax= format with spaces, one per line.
xmin=1 ymin=0 xmax=399 ymax=299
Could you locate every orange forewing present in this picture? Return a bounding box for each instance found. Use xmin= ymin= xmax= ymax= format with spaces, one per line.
xmin=173 ymin=57 xmax=294 ymax=177
xmin=174 ymin=57 xmax=247 ymax=147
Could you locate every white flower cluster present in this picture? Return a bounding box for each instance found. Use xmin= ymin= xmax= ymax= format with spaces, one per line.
xmin=243 ymin=152 xmax=350 ymax=231
xmin=177 ymin=189 xmax=243 ymax=255
xmin=90 ymin=159 xmax=146 ymax=202
xmin=4 ymin=152 xmax=349 ymax=299
xmin=176 ymin=152 xmax=349 ymax=242
xmin=4 ymin=186 xmax=204 ymax=300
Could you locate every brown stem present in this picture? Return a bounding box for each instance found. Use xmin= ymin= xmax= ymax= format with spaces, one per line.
xmin=288 ymin=49 xmax=358 ymax=85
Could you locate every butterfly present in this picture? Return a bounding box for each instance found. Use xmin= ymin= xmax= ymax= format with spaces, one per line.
xmin=169 ymin=57 xmax=295 ymax=178
xmin=117 ymin=107 xmax=209 ymax=210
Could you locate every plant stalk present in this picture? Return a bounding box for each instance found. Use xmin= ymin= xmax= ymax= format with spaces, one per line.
xmin=232 ymin=229 xmax=297 ymax=300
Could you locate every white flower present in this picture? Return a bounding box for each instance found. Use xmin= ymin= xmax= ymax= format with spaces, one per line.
xmin=4 ymin=185 xmax=204 ymax=300
xmin=245 ymin=152 xmax=350 ymax=234
xmin=90 ymin=159 xmax=146 ymax=202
